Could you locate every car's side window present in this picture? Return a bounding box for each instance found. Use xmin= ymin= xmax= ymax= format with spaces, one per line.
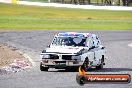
xmin=85 ymin=38 xmax=93 ymax=48
xmin=86 ymin=35 xmax=101 ymax=49
xmin=92 ymin=35 xmax=101 ymax=48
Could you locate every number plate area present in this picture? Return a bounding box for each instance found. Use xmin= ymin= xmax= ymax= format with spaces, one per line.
xmin=55 ymin=61 xmax=66 ymax=66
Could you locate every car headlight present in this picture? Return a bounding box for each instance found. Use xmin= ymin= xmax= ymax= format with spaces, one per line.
xmin=72 ymin=55 xmax=81 ymax=60
xmin=42 ymin=54 xmax=50 ymax=59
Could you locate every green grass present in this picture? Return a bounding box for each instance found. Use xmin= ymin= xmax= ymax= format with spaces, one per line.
xmin=0 ymin=3 xmax=132 ymax=30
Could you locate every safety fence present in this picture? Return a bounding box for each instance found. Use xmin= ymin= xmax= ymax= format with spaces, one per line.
xmin=23 ymin=0 xmax=132 ymax=6
xmin=0 ymin=0 xmax=132 ymax=6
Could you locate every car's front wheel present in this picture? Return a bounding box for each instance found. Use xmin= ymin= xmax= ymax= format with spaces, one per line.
xmin=40 ymin=62 xmax=49 ymax=71
xmin=82 ymin=57 xmax=89 ymax=71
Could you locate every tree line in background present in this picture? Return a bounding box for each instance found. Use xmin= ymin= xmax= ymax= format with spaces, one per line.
xmin=52 ymin=0 xmax=132 ymax=6
xmin=25 ymin=0 xmax=132 ymax=6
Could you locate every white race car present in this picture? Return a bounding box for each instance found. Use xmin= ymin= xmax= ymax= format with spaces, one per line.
xmin=40 ymin=32 xmax=107 ymax=71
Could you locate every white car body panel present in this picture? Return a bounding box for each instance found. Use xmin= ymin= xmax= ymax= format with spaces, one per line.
xmin=46 ymin=46 xmax=84 ymax=54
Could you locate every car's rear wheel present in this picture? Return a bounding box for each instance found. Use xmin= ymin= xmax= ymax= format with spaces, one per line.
xmin=96 ymin=56 xmax=104 ymax=70
xmin=40 ymin=62 xmax=49 ymax=71
xmin=96 ymin=63 xmax=103 ymax=70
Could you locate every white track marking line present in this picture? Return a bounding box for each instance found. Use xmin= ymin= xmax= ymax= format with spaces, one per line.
xmin=18 ymin=51 xmax=36 ymax=67
xmin=16 ymin=1 xmax=132 ymax=11
xmin=128 ymin=43 xmax=132 ymax=47
xmin=23 ymin=53 xmax=36 ymax=67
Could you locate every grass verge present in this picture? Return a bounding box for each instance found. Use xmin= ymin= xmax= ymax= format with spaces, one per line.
xmin=0 ymin=3 xmax=132 ymax=30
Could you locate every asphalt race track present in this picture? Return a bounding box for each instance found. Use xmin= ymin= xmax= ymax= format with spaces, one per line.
xmin=0 ymin=30 xmax=132 ymax=88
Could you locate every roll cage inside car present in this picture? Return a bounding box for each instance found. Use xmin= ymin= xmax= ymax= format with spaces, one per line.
xmin=51 ymin=36 xmax=87 ymax=47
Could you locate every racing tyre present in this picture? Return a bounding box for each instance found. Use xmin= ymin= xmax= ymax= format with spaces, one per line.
xmin=96 ymin=63 xmax=103 ymax=70
xmin=82 ymin=57 xmax=89 ymax=71
xmin=40 ymin=63 xmax=49 ymax=71
xmin=96 ymin=56 xmax=104 ymax=70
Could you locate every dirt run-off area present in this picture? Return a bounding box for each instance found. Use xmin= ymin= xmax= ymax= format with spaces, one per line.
xmin=0 ymin=44 xmax=31 ymax=75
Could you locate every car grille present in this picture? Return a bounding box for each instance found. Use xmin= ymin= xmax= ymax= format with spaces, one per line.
xmin=50 ymin=54 xmax=59 ymax=59
xmin=62 ymin=55 xmax=72 ymax=60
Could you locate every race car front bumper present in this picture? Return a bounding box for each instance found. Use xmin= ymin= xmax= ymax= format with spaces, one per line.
xmin=41 ymin=59 xmax=83 ymax=69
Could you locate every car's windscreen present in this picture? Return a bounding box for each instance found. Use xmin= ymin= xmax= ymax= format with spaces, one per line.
xmin=52 ymin=37 xmax=86 ymax=46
